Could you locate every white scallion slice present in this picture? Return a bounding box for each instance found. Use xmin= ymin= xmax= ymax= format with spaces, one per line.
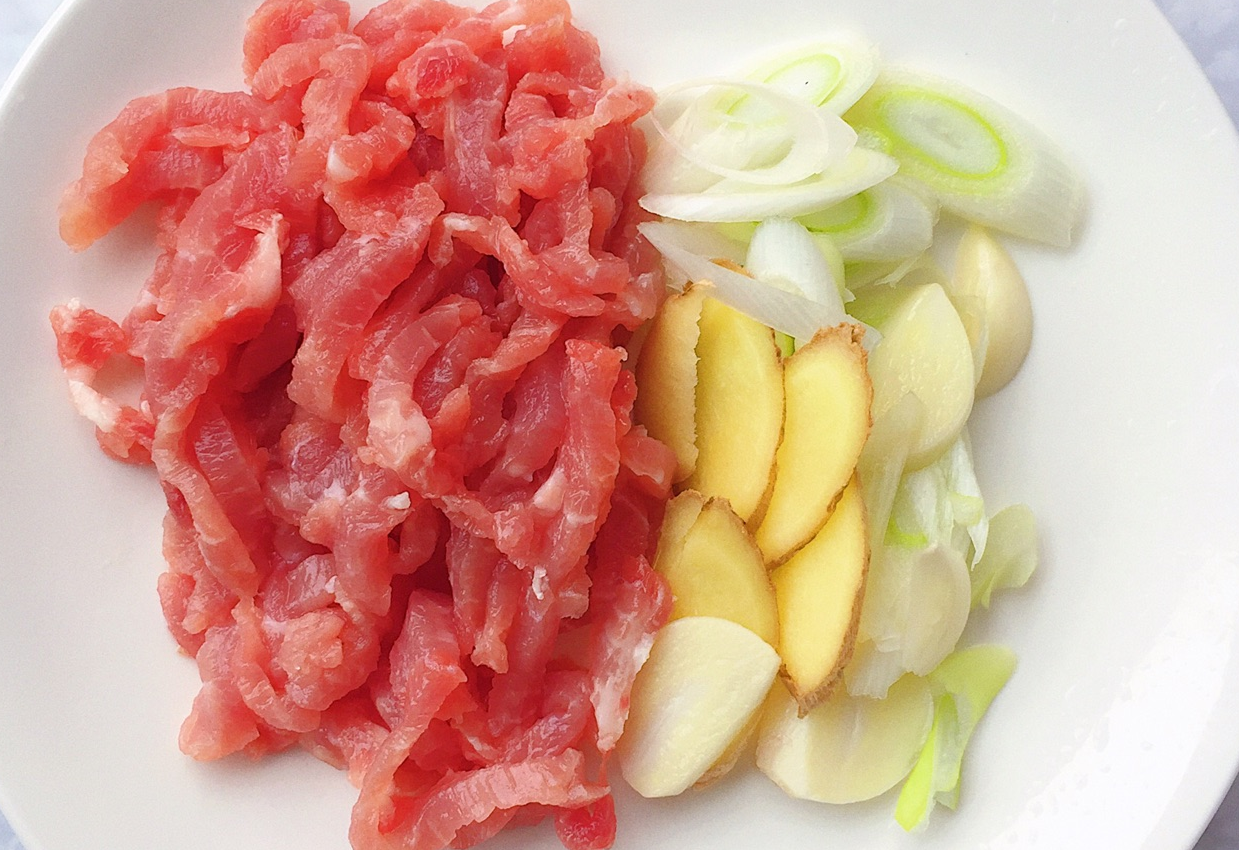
xmin=646 ymin=79 xmax=857 ymax=192
xmin=844 ymin=638 xmax=910 ymax=699
xmin=970 ymin=504 xmax=1038 ymax=608
xmin=735 ymin=34 xmax=881 ymax=117
xmin=857 ymin=391 xmax=926 ymax=557
xmin=895 ymin=645 xmax=1016 ymax=830
xmin=843 ymin=252 xmax=931 ymax=292
xmin=887 ymin=430 xmax=988 ymax=565
xmin=798 ymin=178 xmax=939 ymax=262
xmin=845 ymin=67 xmax=1085 ymax=247
xmin=712 ymin=221 xmax=758 ymax=243
xmin=808 ymin=231 xmax=847 ymax=297
xmin=646 ymin=222 xmax=747 ymax=293
xmin=744 ymin=218 xmax=842 ymax=308
xmin=639 ymin=220 xmax=846 ymax=341
xmin=844 ymin=279 xmax=914 ymax=328
xmin=851 ymin=543 xmax=971 ymax=690
xmin=945 ymin=434 xmax=988 ymax=563
xmin=642 ymin=107 xmax=790 ymax=196
xmin=641 ymin=146 xmax=897 ymax=223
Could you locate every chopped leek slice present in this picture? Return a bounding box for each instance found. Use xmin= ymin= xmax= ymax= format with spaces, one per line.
xmin=895 ymin=691 xmax=954 ymax=829
xmin=641 ymin=146 xmax=897 ymax=222
xmin=887 ymin=431 xmax=988 ymax=565
xmin=643 ymin=109 xmax=794 ymax=196
xmin=798 ymin=178 xmax=938 ymax=262
xmin=857 ymin=392 xmax=926 ymax=557
xmin=643 ymin=220 xmax=747 ymax=294
xmin=844 ymin=637 xmax=910 ymax=699
xmin=851 ymin=542 xmax=971 ymax=694
xmin=774 ymin=331 xmax=796 ymax=357
xmin=712 ymin=221 xmax=759 ymax=244
xmin=712 ymin=222 xmax=848 ymax=294
xmin=970 ymin=504 xmax=1038 ymax=608
xmin=638 ymin=220 xmax=848 ymax=341
xmin=744 ymin=218 xmax=842 ymax=308
xmin=844 ymin=279 xmax=914 ymax=328
xmin=843 ymin=249 xmax=947 ymax=295
xmin=647 ymin=79 xmax=858 ymax=193
xmin=845 ymin=67 xmax=1085 ymax=246
xmin=807 ymin=231 xmax=847 ymax=297
xmin=896 ymin=645 xmax=1016 ymax=830
xmin=737 ymin=34 xmax=881 ymax=117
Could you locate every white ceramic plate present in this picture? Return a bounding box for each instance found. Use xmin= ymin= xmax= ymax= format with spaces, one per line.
xmin=2 ymin=0 xmax=1238 ymax=848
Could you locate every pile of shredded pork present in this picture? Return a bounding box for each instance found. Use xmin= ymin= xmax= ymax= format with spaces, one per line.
xmin=50 ymin=0 xmax=675 ymax=847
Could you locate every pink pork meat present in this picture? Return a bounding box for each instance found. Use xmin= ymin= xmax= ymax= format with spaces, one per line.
xmin=50 ymin=0 xmax=675 ymax=847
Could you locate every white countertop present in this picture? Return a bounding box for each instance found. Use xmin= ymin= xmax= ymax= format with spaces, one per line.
xmin=1 ymin=1 xmax=1237 ymax=849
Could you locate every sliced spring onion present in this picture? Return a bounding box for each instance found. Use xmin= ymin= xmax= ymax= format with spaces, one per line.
xmin=808 ymin=231 xmax=848 ymax=297
xmin=641 ymin=146 xmax=897 ymax=223
xmin=852 ymin=543 xmax=971 ymax=684
xmin=844 ymin=279 xmax=913 ymax=328
xmin=712 ymin=221 xmax=758 ymax=243
xmin=638 ymin=220 xmax=847 ymax=341
xmin=844 ymin=638 xmax=910 ymax=699
xmin=843 ymin=248 xmax=944 ymax=293
xmin=798 ymin=177 xmax=939 ymax=262
xmin=643 ymin=221 xmax=748 ymax=293
xmin=735 ymin=34 xmax=881 ymax=117
xmin=845 ymin=67 xmax=1085 ymax=247
xmin=710 ymin=226 xmax=847 ymax=298
xmin=844 ymin=253 xmax=954 ymax=339
xmin=897 ymin=438 xmax=991 ymax=565
xmin=886 ymin=431 xmax=987 ymax=565
xmin=944 ymin=433 xmax=988 ymax=562
xmin=744 ymin=218 xmax=842 ymax=307
xmin=896 ymin=645 xmax=1016 ymax=830
xmin=644 ymin=79 xmax=857 ymax=193
xmin=774 ymin=331 xmax=796 ymax=357
xmin=844 ymin=257 xmax=921 ymax=292
xmin=858 ymin=391 xmax=926 ymax=557
xmin=642 ymin=109 xmax=790 ymax=196
xmin=895 ymin=690 xmax=954 ymax=830
xmin=970 ymin=504 xmax=1038 ymax=608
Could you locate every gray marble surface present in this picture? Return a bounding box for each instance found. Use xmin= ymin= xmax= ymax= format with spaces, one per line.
xmin=0 ymin=0 xmax=1237 ymax=849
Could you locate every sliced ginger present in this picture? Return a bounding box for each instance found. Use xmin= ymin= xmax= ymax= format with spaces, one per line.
xmin=771 ymin=477 xmax=869 ymax=713
xmin=633 ymin=285 xmax=708 ymax=482
xmin=685 ymin=296 xmax=784 ymax=522
xmin=631 ymin=276 xmax=881 ymax=788
xmin=754 ymin=324 xmax=872 ymax=564
xmin=651 ymin=490 xmax=706 ymax=576
xmin=656 ymin=493 xmax=780 ymax=648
